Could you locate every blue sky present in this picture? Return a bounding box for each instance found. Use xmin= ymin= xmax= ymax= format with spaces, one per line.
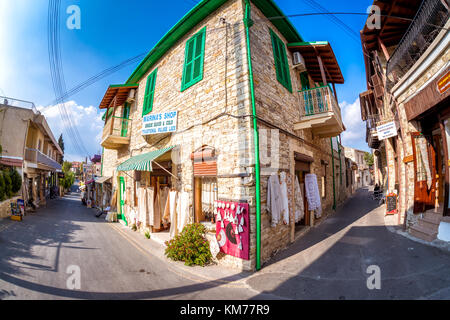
xmin=0 ymin=0 xmax=372 ymax=161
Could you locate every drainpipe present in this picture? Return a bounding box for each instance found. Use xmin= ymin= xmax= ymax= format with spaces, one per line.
xmin=101 ymin=147 xmax=104 ymax=177
xmin=244 ymin=0 xmax=262 ymax=271
xmin=338 ymin=135 xmax=342 ymax=186
xmin=330 ymin=138 xmax=336 ymax=210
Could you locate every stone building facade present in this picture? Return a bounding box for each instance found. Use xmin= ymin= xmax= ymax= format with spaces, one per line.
xmin=344 ymin=146 xmax=372 ymax=189
xmin=359 ymin=0 xmax=449 ymax=240
xmin=100 ymin=0 xmax=347 ymax=270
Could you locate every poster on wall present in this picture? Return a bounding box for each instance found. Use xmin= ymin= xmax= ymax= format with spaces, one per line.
xmin=214 ymin=201 xmax=249 ymax=260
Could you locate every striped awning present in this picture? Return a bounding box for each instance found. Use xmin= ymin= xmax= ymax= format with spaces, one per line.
xmin=116 ymin=146 xmax=175 ymax=172
xmin=95 ymin=176 xmax=112 ymax=184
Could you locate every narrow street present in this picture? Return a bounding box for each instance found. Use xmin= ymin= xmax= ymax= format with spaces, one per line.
xmin=248 ymin=188 xmax=450 ymax=299
xmin=0 ymin=192 xmax=259 ymax=300
xmin=1 ymin=188 xmax=449 ymax=300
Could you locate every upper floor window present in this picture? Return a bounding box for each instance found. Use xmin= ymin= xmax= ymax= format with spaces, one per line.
xmin=181 ymin=27 xmax=206 ymax=92
xmin=142 ymin=68 xmax=158 ymax=116
xmin=269 ymin=28 xmax=292 ymax=93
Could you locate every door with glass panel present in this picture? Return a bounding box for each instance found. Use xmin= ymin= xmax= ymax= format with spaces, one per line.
xmin=411 ymin=133 xmax=436 ymax=213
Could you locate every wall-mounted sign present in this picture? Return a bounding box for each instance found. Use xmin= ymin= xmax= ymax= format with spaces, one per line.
xmin=142 ymin=111 xmax=178 ymax=135
xmin=376 ymin=121 xmax=397 ymax=140
xmin=403 ymin=155 xmax=413 ymax=163
xmin=437 ymin=70 xmax=449 ymax=94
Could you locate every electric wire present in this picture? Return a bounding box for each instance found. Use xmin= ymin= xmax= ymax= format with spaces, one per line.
xmin=48 ymin=0 xmax=90 ymax=157
xmin=45 ymin=3 xmax=441 ymax=159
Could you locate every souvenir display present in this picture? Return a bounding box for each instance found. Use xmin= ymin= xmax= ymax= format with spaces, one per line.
xmin=214 ymin=200 xmax=249 ymax=260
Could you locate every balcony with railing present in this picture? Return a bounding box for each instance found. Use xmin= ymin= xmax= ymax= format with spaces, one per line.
xmin=294 ymin=85 xmax=344 ymax=138
xmin=366 ymin=114 xmax=381 ymax=149
xmin=25 ymin=148 xmax=62 ymax=171
xmin=386 ymin=0 xmax=449 ymax=88
xmin=101 ymin=115 xmax=131 ymax=149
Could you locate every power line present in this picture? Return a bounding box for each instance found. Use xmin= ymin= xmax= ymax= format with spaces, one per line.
xmin=47 ymin=53 xmax=146 ymax=106
xmin=301 ymin=0 xmax=361 ymax=42
xmin=48 ymin=0 xmax=89 ymax=157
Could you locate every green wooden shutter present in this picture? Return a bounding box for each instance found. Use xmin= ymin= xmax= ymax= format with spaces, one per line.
xmin=181 ymin=27 xmax=206 ymax=91
xmin=142 ymin=68 xmax=157 ymax=116
xmin=270 ymin=29 xmax=292 ymax=93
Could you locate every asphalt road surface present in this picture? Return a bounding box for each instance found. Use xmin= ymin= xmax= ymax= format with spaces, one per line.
xmin=1 ymin=188 xmax=449 ymax=300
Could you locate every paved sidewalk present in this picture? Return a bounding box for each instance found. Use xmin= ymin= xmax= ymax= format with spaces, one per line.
xmin=384 ymin=210 xmax=450 ymax=252
xmin=244 ymin=188 xmax=450 ymax=299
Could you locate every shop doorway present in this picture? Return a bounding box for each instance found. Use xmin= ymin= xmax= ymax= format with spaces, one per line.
xmin=295 ymin=159 xmax=310 ymax=231
xmin=118 ymin=176 xmax=127 ymax=225
xmin=411 ymin=132 xmax=438 ymax=213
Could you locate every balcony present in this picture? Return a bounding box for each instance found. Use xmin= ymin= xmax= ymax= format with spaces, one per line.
xmin=25 ymin=148 xmax=62 ymax=171
xmin=366 ymin=115 xmax=381 ymax=149
xmin=386 ymin=0 xmax=449 ymax=88
xmin=101 ymin=116 xmax=131 ymax=149
xmin=294 ymin=86 xmax=344 ymax=138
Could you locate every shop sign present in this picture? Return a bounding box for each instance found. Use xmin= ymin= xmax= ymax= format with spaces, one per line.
xmin=142 ymin=111 xmax=178 ymax=135
xmin=376 ymin=121 xmax=397 ymax=140
xmin=437 ymin=70 xmax=449 ymax=94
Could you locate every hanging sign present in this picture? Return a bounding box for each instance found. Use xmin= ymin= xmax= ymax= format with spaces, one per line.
xmin=215 ymin=201 xmax=249 ymax=260
xmin=376 ymin=121 xmax=397 ymax=140
xmin=142 ymin=111 xmax=178 ymax=135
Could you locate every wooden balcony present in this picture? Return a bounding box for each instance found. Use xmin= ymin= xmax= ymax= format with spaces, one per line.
xmin=101 ymin=116 xmax=131 ymax=149
xmin=294 ymin=86 xmax=344 ymax=138
xmin=366 ymin=114 xmax=381 ymax=149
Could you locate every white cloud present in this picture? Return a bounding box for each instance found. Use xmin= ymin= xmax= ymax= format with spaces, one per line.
xmin=340 ymin=98 xmax=369 ymax=151
xmin=37 ymin=100 xmax=104 ymax=161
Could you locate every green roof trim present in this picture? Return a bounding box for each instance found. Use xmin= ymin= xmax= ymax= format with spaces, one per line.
xmin=125 ymin=0 xmax=303 ymax=85
xmin=287 ymin=41 xmax=329 ymax=47
xmin=252 ymin=0 xmax=303 ymax=42
xmin=109 ymin=83 xmax=139 ymax=88
xmin=116 ymin=146 xmax=176 ymax=172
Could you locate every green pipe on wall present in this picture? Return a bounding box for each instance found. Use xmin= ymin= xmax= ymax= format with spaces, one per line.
xmin=244 ymin=0 xmax=262 ymax=271
xmin=330 ymin=138 xmax=336 ymax=210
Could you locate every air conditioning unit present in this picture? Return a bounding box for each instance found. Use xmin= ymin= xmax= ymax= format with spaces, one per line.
xmin=126 ymin=89 xmax=136 ymax=104
xmin=293 ymin=52 xmax=306 ymax=72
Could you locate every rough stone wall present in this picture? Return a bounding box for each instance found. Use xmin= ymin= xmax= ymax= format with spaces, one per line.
xmin=389 ymin=36 xmax=450 ymax=228
xmin=101 ymin=0 xmax=349 ymax=270
xmin=248 ymin=3 xmax=347 ymax=265
xmin=101 ymin=0 xmax=257 ymax=270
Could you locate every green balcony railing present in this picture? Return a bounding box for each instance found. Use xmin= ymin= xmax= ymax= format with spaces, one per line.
xmin=103 ymin=115 xmax=131 ymax=142
xmin=298 ymin=85 xmax=342 ymax=120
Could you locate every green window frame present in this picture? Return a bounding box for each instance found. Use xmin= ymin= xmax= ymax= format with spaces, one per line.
xmin=102 ymin=107 xmax=114 ymax=122
xmin=142 ymin=68 xmax=158 ymax=116
xmin=181 ymin=27 xmax=206 ymax=92
xmin=269 ymin=28 xmax=292 ymax=93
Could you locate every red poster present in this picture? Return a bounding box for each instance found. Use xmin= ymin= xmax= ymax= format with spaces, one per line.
xmin=215 ymin=201 xmax=249 ymax=260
